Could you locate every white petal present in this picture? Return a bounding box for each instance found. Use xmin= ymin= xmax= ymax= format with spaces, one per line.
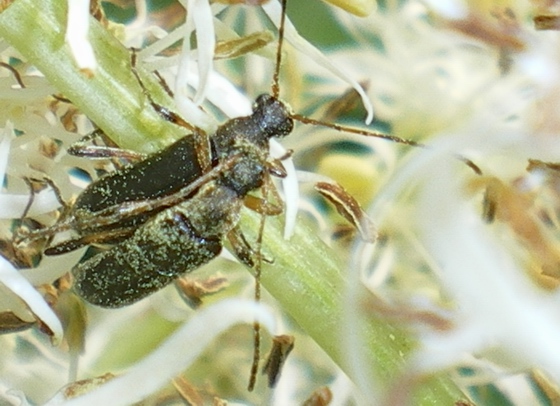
xmin=176 ymin=0 xmax=215 ymax=105
xmin=0 ymin=123 xmax=13 ymax=188
xmin=56 ymin=299 xmax=277 ymax=406
xmin=65 ymin=0 xmax=97 ymax=72
xmin=0 ymin=255 xmax=63 ymax=345
xmin=270 ymin=139 xmax=298 ymax=239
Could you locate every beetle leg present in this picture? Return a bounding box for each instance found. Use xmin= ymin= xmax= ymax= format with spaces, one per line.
xmin=152 ymin=69 xmax=174 ymax=98
xmin=68 ymin=129 xmax=146 ymax=161
xmin=130 ymin=49 xmax=212 ymax=172
xmin=68 ymin=144 xmax=146 ymax=162
xmin=244 ymin=169 xmax=285 ymax=216
xmin=130 ymin=49 xmax=197 ymax=131
xmin=244 ymin=195 xmax=283 ymax=216
xmin=227 ymin=227 xmax=255 ymax=268
xmin=44 ymin=226 xmax=137 ymax=255
xmin=19 ymin=178 xmax=38 ymax=224
xmin=274 ymin=148 xmax=294 ymax=162
xmin=266 ymin=157 xmax=287 ymax=179
xmin=13 ymin=177 xmax=70 ymax=246
xmin=227 ymin=226 xmax=273 ymax=268
xmin=20 ymin=177 xmax=68 ymax=217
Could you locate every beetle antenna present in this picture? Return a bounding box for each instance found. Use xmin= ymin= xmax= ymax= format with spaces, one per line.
xmin=247 ymin=0 xmax=289 ymax=390
xmin=290 ymin=113 xmax=483 ymax=174
xmin=271 ymin=0 xmax=288 ymax=99
xmin=291 ymin=113 xmax=424 ymax=147
xmin=247 ymin=211 xmax=266 ymax=391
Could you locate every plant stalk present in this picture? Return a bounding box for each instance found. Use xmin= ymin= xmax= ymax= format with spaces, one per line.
xmin=0 ymin=0 xmax=468 ymax=403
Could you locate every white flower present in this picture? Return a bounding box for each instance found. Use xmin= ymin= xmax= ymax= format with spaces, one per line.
xmin=337 ymin=0 xmax=560 ymax=403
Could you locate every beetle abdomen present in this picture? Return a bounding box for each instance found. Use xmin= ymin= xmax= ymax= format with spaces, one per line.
xmin=73 ymin=207 xmax=222 ymax=308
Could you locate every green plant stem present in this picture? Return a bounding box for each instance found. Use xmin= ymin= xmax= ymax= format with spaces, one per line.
xmin=0 ymin=0 xmax=185 ymax=154
xmin=0 ymin=0 xmax=468 ymax=404
xmin=244 ymin=212 xmax=465 ymax=404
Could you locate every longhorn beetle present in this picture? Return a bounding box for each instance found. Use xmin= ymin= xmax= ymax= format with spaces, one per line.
xmin=18 ymin=0 xmax=401 ymax=306
xmin=16 ymin=0 xmax=476 ymax=393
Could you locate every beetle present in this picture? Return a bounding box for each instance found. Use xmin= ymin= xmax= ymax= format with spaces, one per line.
xmin=9 ymin=0 xmax=484 ymax=394
xmin=67 ymin=93 xmax=293 ymax=308
xmin=19 ymin=0 xmax=393 ymax=309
